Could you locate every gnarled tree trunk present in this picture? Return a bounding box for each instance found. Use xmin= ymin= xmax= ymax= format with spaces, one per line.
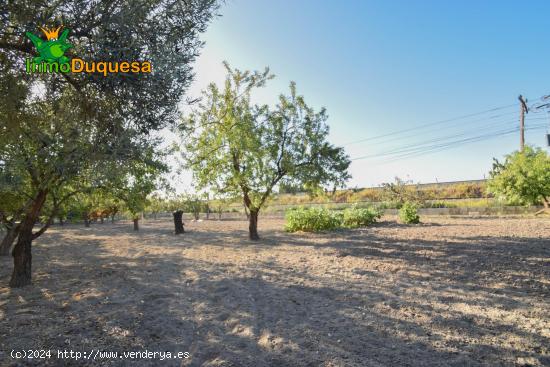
xmin=173 ymin=210 xmax=185 ymax=234
xmin=133 ymin=218 xmax=139 ymax=231
xmin=248 ymin=209 xmax=259 ymax=240
xmin=0 ymin=224 xmax=19 ymax=256
xmin=10 ymin=189 xmax=48 ymax=288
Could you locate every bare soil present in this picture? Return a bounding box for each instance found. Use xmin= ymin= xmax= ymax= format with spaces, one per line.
xmin=0 ymin=217 xmax=549 ymax=366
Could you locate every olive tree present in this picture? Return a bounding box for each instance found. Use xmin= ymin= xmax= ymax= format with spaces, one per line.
xmin=180 ymin=63 xmax=351 ymax=240
xmin=0 ymin=0 xmax=219 ymax=287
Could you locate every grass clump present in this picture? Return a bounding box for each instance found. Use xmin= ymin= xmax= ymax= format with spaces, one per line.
xmin=399 ymin=201 xmax=420 ymax=224
xmin=285 ymin=205 xmax=381 ymax=232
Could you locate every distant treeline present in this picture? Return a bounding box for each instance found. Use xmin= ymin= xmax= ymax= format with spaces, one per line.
xmin=273 ymin=180 xmax=489 ymax=206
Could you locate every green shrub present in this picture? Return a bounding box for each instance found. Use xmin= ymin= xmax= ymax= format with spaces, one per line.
xmin=399 ymin=202 xmax=420 ymax=224
xmin=285 ymin=205 xmax=381 ymax=232
xmin=285 ymin=207 xmax=342 ymax=232
xmin=341 ymin=205 xmax=382 ymax=228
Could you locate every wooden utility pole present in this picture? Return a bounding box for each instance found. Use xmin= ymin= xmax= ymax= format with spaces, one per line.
xmin=518 ymin=95 xmax=528 ymax=151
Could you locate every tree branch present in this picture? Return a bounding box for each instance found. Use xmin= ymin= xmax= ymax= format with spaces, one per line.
xmin=32 ymin=217 xmax=53 ymax=240
xmin=31 ymin=189 xmax=80 ymax=240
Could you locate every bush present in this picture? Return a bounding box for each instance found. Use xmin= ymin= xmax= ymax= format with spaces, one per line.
xmin=285 ymin=205 xmax=381 ymax=232
xmin=488 ymin=146 xmax=550 ymax=207
xmin=285 ymin=207 xmax=342 ymax=232
xmin=399 ymin=202 xmax=420 ymax=224
xmin=341 ymin=205 xmax=381 ymax=228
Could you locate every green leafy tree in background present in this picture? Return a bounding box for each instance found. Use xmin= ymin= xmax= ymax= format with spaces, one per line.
xmin=180 ymin=63 xmax=351 ymax=240
xmin=146 ymin=193 xmax=166 ymax=220
xmin=488 ymin=146 xmax=550 ymax=214
xmin=71 ymin=191 xmax=101 ymax=228
xmin=117 ymin=156 xmax=166 ymax=231
xmin=0 ymin=0 xmax=219 ymax=287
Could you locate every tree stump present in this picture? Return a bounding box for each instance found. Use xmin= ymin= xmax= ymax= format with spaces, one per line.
xmin=173 ymin=210 xmax=185 ymax=235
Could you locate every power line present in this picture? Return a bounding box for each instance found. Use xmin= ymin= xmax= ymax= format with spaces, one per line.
xmin=385 ymin=124 xmax=548 ymax=162
xmin=352 ymin=111 xmax=519 ymax=148
xmin=351 ymin=126 xmax=519 ymax=161
xmin=352 ymin=124 xmax=548 ymax=164
xmin=344 ymin=94 xmax=550 ymax=147
xmin=350 ymin=115 xmax=548 ymax=160
xmin=350 ymin=119 xmax=518 ymax=160
xmin=343 ymin=103 xmax=517 ymax=146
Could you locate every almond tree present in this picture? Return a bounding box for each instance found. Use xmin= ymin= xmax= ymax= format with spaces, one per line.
xmin=180 ymin=63 xmax=351 ymax=240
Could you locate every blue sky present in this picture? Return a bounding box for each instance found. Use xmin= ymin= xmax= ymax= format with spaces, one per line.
xmin=178 ymin=0 xmax=550 ymax=188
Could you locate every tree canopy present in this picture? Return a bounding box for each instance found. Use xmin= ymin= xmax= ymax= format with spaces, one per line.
xmin=488 ymin=146 xmax=550 ymax=210
xmin=180 ymin=63 xmax=351 ymax=239
xmin=0 ymin=0 xmax=219 ymax=287
xmin=1 ymin=0 xmax=219 ymax=131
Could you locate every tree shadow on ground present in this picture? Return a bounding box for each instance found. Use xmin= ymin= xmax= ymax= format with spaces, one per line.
xmin=0 ymin=220 xmax=548 ymax=366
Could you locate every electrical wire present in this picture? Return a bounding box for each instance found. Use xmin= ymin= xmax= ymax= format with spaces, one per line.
xmin=350 ymin=116 xmax=548 ymax=160
xmin=351 ymin=124 xmax=548 ymax=164
xmin=384 ymin=124 xmax=548 ymax=162
xmin=351 ymin=111 xmax=520 ymax=148
xmin=350 ymin=120 xmax=517 ymax=159
xmin=343 ymin=103 xmax=518 ymax=146
xmin=344 ymin=94 xmax=550 ymax=147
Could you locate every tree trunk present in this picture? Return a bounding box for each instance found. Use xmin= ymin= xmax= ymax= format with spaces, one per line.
xmin=84 ymin=218 xmax=90 ymax=227
xmin=58 ymin=216 xmax=64 ymax=226
xmin=0 ymin=224 xmax=18 ymax=256
xmin=111 ymin=214 xmax=116 ymax=223
xmin=535 ymin=198 xmax=550 ymax=215
xmin=10 ymin=225 xmax=33 ymax=287
xmin=100 ymin=217 xmax=104 ymax=224
xmin=248 ymin=209 xmax=260 ymax=240
xmin=10 ymin=190 xmax=48 ymax=288
xmin=173 ymin=210 xmax=185 ymax=235
xmin=133 ymin=218 xmax=139 ymax=231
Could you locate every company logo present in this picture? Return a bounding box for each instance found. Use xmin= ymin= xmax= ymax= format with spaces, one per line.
xmin=25 ymin=26 xmax=152 ymax=76
xmin=26 ymin=26 xmax=72 ymax=65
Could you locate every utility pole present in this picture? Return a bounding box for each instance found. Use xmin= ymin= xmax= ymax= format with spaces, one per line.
xmin=518 ymin=95 xmax=529 ymax=151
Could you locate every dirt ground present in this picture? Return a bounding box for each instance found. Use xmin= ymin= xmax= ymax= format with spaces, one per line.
xmin=0 ymin=216 xmax=549 ymax=367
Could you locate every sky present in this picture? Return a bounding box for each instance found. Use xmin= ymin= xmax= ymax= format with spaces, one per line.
xmin=172 ymin=0 xmax=550 ymax=190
